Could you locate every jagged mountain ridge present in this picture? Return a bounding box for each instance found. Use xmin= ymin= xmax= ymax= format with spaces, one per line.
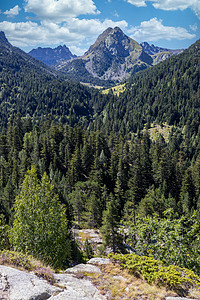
xmin=29 ymin=45 xmax=77 ymax=66
xmin=0 ymin=31 xmax=59 ymax=77
xmin=55 ymin=27 xmax=182 ymax=86
xmin=140 ymin=41 xmax=182 ymax=56
xmin=140 ymin=42 xmax=183 ymax=64
xmin=0 ymin=31 xmax=11 ymax=47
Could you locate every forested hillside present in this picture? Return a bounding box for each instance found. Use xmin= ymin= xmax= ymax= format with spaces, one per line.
xmin=0 ymin=31 xmax=111 ymax=129
xmin=1 ymin=32 xmax=200 ymax=278
xmin=91 ymin=39 xmax=200 ymax=135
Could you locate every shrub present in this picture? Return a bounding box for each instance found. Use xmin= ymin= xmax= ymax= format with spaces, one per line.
xmin=109 ymin=253 xmax=200 ymax=291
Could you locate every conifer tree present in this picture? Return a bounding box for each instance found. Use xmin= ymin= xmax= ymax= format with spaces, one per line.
xmin=101 ymin=193 xmax=122 ymax=253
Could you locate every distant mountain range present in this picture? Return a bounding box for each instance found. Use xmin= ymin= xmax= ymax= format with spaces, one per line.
xmin=0 ymin=31 xmax=57 ymax=78
xmin=29 ymin=45 xmax=76 ymax=66
xmin=0 ymin=30 xmax=95 ymax=129
xmin=28 ymin=27 xmax=182 ymax=86
xmin=0 ymin=30 xmax=199 ymax=135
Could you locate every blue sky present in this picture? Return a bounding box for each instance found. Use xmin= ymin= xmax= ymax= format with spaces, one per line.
xmin=0 ymin=0 xmax=199 ymax=55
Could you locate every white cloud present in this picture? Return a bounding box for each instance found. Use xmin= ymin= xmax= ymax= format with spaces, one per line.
xmin=4 ymin=5 xmax=21 ymax=17
xmin=0 ymin=18 xmax=128 ymax=52
xmin=126 ymin=0 xmax=147 ymax=7
xmin=24 ymin=0 xmax=99 ymax=22
xmin=0 ymin=21 xmax=81 ymax=48
xmin=69 ymin=45 xmax=88 ymax=56
xmin=190 ymin=23 xmax=198 ymax=31
xmin=125 ymin=0 xmax=200 ymax=18
xmin=67 ymin=18 xmax=128 ymax=36
xmin=128 ymin=18 xmax=196 ymax=42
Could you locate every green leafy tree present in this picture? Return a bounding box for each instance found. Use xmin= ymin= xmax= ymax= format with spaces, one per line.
xmin=122 ymin=209 xmax=200 ymax=274
xmin=10 ymin=166 xmax=71 ymax=268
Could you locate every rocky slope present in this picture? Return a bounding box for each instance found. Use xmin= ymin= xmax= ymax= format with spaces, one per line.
xmin=29 ymin=45 xmax=76 ymax=66
xmin=0 ymin=258 xmax=198 ymax=300
xmin=55 ymin=27 xmax=182 ymax=86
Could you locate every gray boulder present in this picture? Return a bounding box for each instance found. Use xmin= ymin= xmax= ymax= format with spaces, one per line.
xmin=50 ymin=273 xmax=106 ymax=299
xmin=65 ymin=263 xmax=102 ymax=274
xmin=87 ymin=258 xmax=111 ymax=265
xmin=0 ymin=265 xmax=62 ymax=300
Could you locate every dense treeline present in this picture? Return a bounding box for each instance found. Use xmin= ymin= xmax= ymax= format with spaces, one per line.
xmin=1 ymin=36 xmax=200 ymax=269
xmin=1 ymin=118 xmax=200 ymax=227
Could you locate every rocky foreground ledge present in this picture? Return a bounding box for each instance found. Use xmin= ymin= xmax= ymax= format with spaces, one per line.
xmin=0 ymin=258 xmax=198 ymax=300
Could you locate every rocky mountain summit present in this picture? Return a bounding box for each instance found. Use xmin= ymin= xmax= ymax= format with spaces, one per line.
xmin=56 ymin=27 xmax=152 ymax=85
xmin=55 ymin=27 xmax=182 ymax=86
xmin=29 ymin=45 xmax=76 ymax=66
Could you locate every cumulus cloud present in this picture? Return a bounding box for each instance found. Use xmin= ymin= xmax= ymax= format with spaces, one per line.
xmin=0 ymin=21 xmax=80 ymax=48
xmin=0 ymin=18 xmax=128 ymax=51
xmin=69 ymin=45 xmax=88 ymax=56
xmin=126 ymin=0 xmax=147 ymax=7
xmin=128 ymin=18 xmax=196 ymax=42
xmin=67 ymin=18 xmax=128 ymax=36
xmin=24 ymin=0 xmax=99 ymax=22
xmin=4 ymin=5 xmax=21 ymax=17
xmin=125 ymin=0 xmax=200 ymax=18
xmin=0 ymin=0 xmax=128 ymax=54
xmin=190 ymin=23 xmax=198 ymax=31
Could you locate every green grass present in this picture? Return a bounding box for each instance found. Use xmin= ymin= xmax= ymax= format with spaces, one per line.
xmin=102 ymin=83 xmax=126 ymax=96
xmin=143 ymin=122 xmax=173 ymax=142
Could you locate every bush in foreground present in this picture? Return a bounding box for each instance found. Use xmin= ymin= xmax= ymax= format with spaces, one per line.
xmin=109 ymin=253 xmax=200 ymax=294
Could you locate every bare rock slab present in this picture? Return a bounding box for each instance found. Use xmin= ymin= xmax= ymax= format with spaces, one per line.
xmin=87 ymin=258 xmax=111 ymax=265
xmin=50 ymin=273 xmax=106 ymax=299
xmin=0 ymin=265 xmax=62 ymax=300
xmin=65 ymin=263 xmax=102 ymax=274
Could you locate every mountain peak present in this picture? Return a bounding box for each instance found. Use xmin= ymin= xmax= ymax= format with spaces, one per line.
xmin=0 ymin=31 xmax=11 ymax=46
xmin=97 ymin=27 xmax=124 ymax=41
xmin=87 ymin=26 xmax=137 ymax=56
xmin=29 ymin=45 xmax=76 ymax=66
xmin=113 ymin=26 xmax=123 ymax=33
xmin=55 ymin=27 xmax=183 ymax=86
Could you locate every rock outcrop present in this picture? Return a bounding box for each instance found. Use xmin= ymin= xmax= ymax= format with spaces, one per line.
xmin=0 ymin=261 xmax=107 ymax=300
xmin=0 ymin=259 xmax=197 ymax=300
xmin=0 ymin=265 xmax=62 ymax=300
